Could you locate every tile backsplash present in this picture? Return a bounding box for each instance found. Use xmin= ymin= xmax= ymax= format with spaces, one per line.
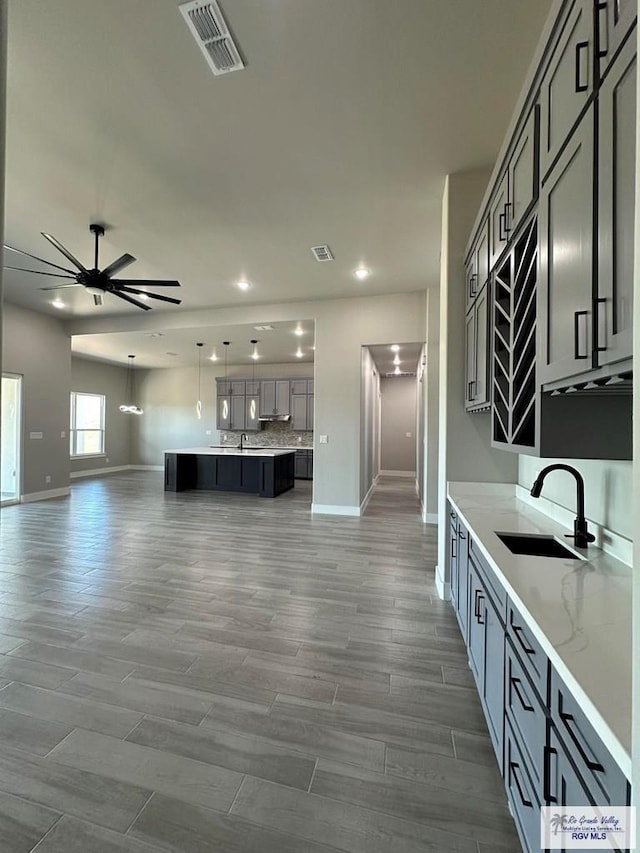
xmin=220 ymin=421 xmax=313 ymax=448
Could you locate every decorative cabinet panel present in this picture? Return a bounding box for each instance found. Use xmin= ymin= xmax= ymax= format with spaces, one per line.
xmin=538 ymin=110 xmax=594 ymax=386
xmin=490 ymin=173 xmax=510 ymax=267
xmin=505 ymin=719 xmax=542 ymax=853
xmin=597 ymin=33 xmax=636 ymax=366
xmin=598 ymin=0 xmax=637 ymax=77
xmin=466 ymin=220 xmax=489 ymax=311
xmin=465 ymin=283 xmax=490 ymax=411
xmin=291 ymin=395 xmax=308 ymax=431
xmin=539 ymin=0 xmax=594 ymax=179
xmin=505 ymin=640 xmax=546 ymax=792
xmin=508 ymin=107 xmax=539 ymax=235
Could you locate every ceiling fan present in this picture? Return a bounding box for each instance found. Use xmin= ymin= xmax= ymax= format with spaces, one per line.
xmin=3 ymin=224 xmax=182 ymax=311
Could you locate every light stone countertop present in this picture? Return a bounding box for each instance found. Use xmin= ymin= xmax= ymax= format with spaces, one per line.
xmin=164 ymin=447 xmax=296 ymax=457
xmin=447 ymin=481 xmax=632 ymax=780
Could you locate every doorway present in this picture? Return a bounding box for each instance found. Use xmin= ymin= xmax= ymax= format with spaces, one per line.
xmin=1 ymin=374 xmax=22 ymax=504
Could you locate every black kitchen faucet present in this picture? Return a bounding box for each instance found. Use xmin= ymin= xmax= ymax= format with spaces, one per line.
xmin=530 ymin=464 xmax=596 ymax=549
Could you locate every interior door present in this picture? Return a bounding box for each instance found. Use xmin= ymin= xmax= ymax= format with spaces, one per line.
xmin=1 ymin=375 xmax=22 ymax=504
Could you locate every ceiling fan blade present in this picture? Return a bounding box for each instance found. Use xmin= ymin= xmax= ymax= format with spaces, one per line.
xmin=4 ymin=244 xmax=78 ymax=275
xmin=93 ymin=293 xmax=104 ymax=307
xmin=113 ymin=290 xmax=152 ymax=311
xmin=118 ymin=286 xmax=182 ymax=305
xmin=41 ymin=233 xmax=88 ymax=273
xmin=112 ymin=279 xmax=181 ymax=287
xmin=40 ymin=283 xmax=84 ymax=291
xmin=4 ymin=265 xmax=77 ymax=279
xmin=101 ymin=253 xmax=136 ymax=278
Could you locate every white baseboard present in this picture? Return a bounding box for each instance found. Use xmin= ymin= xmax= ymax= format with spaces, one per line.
xmin=359 ymin=482 xmax=376 ymax=516
xmin=311 ymin=503 xmax=360 ymax=517
xmin=435 ymin=563 xmax=449 ymax=601
xmin=21 ymin=487 xmax=70 ymax=503
xmin=129 ymin=465 xmax=164 ymax=472
xmin=379 ymin=470 xmax=416 ymax=478
xmin=70 ymin=465 xmax=130 ymax=480
xmin=423 ymin=512 xmax=438 ymax=524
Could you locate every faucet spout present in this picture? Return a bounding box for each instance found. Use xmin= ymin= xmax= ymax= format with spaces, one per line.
xmin=239 ymin=433 xmax=248 ymax=451
xmin=530 ymin=464 xmax=595 ymax=549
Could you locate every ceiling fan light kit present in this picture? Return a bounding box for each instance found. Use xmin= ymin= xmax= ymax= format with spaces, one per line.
xmin=4 ymin=223 xmax=183 ymax=311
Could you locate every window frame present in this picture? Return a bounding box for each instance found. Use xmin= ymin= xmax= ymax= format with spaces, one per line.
xmin=69 ymin=391 xmax=106 ymax=458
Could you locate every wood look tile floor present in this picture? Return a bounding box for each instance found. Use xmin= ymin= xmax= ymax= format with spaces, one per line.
xmin=0 ymin=473 xmax=520 ymax=853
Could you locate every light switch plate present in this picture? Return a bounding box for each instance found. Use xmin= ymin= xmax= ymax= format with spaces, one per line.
xmin=29 ymin=432 xmax=43 ymax=440
xmin=319 ymin=435 xmax=328 ymax=444
xmin=205 ymin=430 xmax=212 ymax=435
xmin=60 ymin=431 xmax=66 ymax=439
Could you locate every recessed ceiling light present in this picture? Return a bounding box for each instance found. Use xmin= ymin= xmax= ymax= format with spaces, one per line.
xmin=237 ymin=279 xmax=251 ymax=291
xmin=295 ymin=347 xmax=304 ymax=358
xmin=393 ymin=355 xmax=401 ymax=366
xmin=253 ymin=324 xmax=273 ymax=331
xmin=51 ymin=299 xmax=65 ymax=310
xmin=294 ymin=326 xmax=304 ymax=336
xmin=394 ymin=366 xmax=401 ymax=375
xmin=209 ymin=349 xmax=218 ymax=362
xmin=251 ymin=339 xmax=260 ymax=360
xmin=390 ymin=344 xmax=400 ymax=352
xmin=354 ymin=267 xmax=370 ymax=280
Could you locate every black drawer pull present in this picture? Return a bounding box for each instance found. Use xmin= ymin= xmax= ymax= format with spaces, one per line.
xmin=511 ymin=676 xmax=535 ymax=712
xmin=559 ymin=701 xmax=605 ymax=773
xmin=544 ymin=745 xmax=557 ymax=804
xmin=595 ymin=297 xmax=607 ymax=352
xmin=474 ymin=589 xmax=485 ymax=624
xmin=458 ymin=531 xmax=466 ymax=540
xmin=510 ymin=761 xmax=533 ymax=808
xmin=575 ymin=40 xmax=590 ymax=92
xmin=512 ymin=623 xmax=535 ymax=655
xmin=451 ymin=536 xmax=457 ymax=560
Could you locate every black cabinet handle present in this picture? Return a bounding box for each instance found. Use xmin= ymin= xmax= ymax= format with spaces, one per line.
xmin=458 ymin=530 xmax=466 ymax=540
xmin=573 ymin=310 xmax=589 ymax=359
xmin=510 ymin=761 xmax=533 ymax=808
xmin=511 ymin=676 xmax=535 ymax=712
xmin=575 ymin=40 xmax=590 ymax=92
xmin=503 ymin=202 xmax=512 ymax=233
xmin=451 ymin=536 xmax=457 ymax=560
xmin=595 ymin=297 xmax=607 ymax=352
xmin=469 ymin=273 xmax=478 ymax=298
xmin=512 ymin=623 xmax=535 ymax=656
xmin=499 ymin=211 xmax=507 ymax=242
xmin=474 ymin=588 xmax=484 ymax=624
xmin=558 ymin=697 xmax=605 ymax=772
xmin=597 ymin=2 xmax=608 ymax=57
xmin=544 ymin=745 xmax=557 ymax=804
xmin=467 ymin=380 xmax=476 ymax=402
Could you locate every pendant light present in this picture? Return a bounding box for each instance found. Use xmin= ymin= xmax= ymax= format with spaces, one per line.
xmin=221 ymin=342 xmax=230 ymax=425
xmin=249 ymin=339 xmax=259 ymax=423
xmin=119 ymin=355 xmax=143 ymax=415
xmin=195 ymin=342 xmax=204 ymax=419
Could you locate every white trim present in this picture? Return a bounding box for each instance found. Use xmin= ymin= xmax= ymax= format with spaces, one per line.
xmin=379 ymin=469 xmax=416 ymax=478
xmin=129 ymin=465 xmax=163 ymax=472
xmin=423 ymin=512 xmax=438 ymax=525
xmin=0 ymin=499 xmax=19 ymax=507
xmin=311 ymin=503 xmax=360 ymax=517
xmin=70 ymin=465 xmax=130 ymax=480
xmin=359 ymin=481 xmax=376 ymax=515
xmin=435 ymin=563 xmax=449 ymax=600
xmin=21 ymin=487 xmax=70 ymax=503
xmin=70 ymin=453 xmax=107 ymax=460
xmin=515 ymin=484 xmax=632 ymax=566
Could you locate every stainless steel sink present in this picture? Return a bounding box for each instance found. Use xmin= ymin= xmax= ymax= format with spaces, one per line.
xmin=496 ymin=532 xmax=582 ymax=559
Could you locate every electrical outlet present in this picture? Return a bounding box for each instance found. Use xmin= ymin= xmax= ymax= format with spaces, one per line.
xmin=60 ymin=430 xmax=66 ymax=439
xmin=297 ymin=436 xmax=302 ymax=443
xmin=205 ymin=429 xmax=212 ymax=436
xmin=45 ymin=475 xmax=51 ymax=484
xmin=319 ymin=435 xmax=328 ymax=444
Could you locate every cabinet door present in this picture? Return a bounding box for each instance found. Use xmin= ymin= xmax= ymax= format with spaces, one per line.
xmin=464 ymin=310 xmax=476 ymax=409
xmin=217 ymin=395 xmax=231 ymax=430
xmin=490 ymin=173 xmax=510 ymax=268
xmin=465 ymin=256 xmax=478 ymax=311
xmin=456 ymin=524 xmax=469 ymax=642
xmin=482 ymin=593 xmax=505 ymax=765
xmin=245 ymin=381 xmax=260 ymax=396
xmin=291 ymin=395 xmax=308 ymax=431
xmin=294 ymin=452 xmax=308 ymax=479
xmin=230 ymin=381 xmax=245 ymax=395
xmin=509 ymin=106 xmax=539 ymax=235
xmin=260 ymin=381 xmax=276 ymax=416
xmin=475 ymin=219 xmax=490 ymax=288
xmin=467 ymin=561 xmax=485 ymax=687
xmin=505 ymin=720 xmax=542 ymax=853
xmin=217 ymin=380 xmax=231 ymax=396
xmin=307 ymin=395 xmax=314 ymax=430
xmin=598 ymin=0 xmax=637 ymax=77
xmin=545 ymin=727 xmax=591 ymax=810
xmin=539 ymin=0 xmax=594 ymax=178
xmin=597 ymin=36 xmax=636 ymax=366
xmin=275 ymin=380 xmax=291 ymax=415
xmin=308 ymin=380 xmax=315 ymax=394
xmin=473 ymin=284 xmax=490 ymax=408
xmin=449 ymin=513 xmax=459 ymax=609
xmin=538 ymin=109 xmax=594 ymax=385
xmin=230 ymin=395 xmax=245 ymax=430
xmin=291 ymin=379 xmax=308 ymax=395
xmin=308 ymin=451 xmax=313 ymax=479
xmin=245 ymin=393 xmax=260 ymax=431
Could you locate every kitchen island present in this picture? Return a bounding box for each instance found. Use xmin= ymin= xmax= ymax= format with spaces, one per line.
xmin=164 ymin=447 xmax=295 ymax=497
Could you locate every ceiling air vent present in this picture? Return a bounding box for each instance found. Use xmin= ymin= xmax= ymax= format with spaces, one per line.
xmin=311 ymin=245 xmax=334 ymax=262
xmin=179 ymin=0 xmax=245 ymax=77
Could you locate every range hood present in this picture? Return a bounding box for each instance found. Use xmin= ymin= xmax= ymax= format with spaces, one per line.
xmin=258 ymin=414 xmax=291 ymax=422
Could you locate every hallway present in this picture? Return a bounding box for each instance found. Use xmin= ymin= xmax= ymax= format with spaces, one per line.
xmin=0 ymin=473 xmax=518 ymax=852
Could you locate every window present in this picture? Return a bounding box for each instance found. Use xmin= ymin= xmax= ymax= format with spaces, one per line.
xmin=70 ymin=392 xmax=105 ymax=457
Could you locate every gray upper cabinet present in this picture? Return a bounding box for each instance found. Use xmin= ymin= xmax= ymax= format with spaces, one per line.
xmin=465 ymin=219 xmax=488 ymax=311
xmin=538 ymin=107 xmax=594 ymax=386
xmin=308 ymin=394 xmax=314 ymax=430
xmin=245 ymin=381 xmax=260 ymax=396
xmin=230 ymin=395 xmax=245 ymax=430
xmin=598 ymin=0 xmax=637 ymax=77
xmin=217 ymin=394 xmax=231 ymax=430
xmin=597 ymin=34 xmax=636 ymax=366
xmin=465 ymin=309 xmax=476 ymax=408
xmin=539 ymin=0 xmax=594 ymax=179
xmin=260 ymin=380 xmax=291 ymax=416
xmin=230 ymin=381 xmax=245 ymax=396
xmin=290 ymin=379 xmax=309 ymax=395
xmin=465 ymin=283 xmax=490 ymax=411
xmin=245 ymin=392 xmax=260 ymax=431
xmin=291 ymin=394 xmax=308 ymax=430
xmin=508 ymin=107 xmax=539 ymax=235
xmin=217 ymin=380 xmax=231 ymax=396
xmin=490 ymin=172 xmax=510 ymax=267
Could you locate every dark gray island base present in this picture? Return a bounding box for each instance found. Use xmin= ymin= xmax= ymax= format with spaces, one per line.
xmin=164 ymin=448 xmax=295 ymax=497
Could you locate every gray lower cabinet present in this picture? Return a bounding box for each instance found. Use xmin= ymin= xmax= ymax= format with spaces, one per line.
xmin=538 ymin=107 xmax=594 ymax=386
xmin=597 ymin=32 xmax=636 ymax=366
xmin=505 ymin=719 xmax=542 ymax=853
xmin=294 ymin=449 xmax=313 ymax=480
xmin=539 ymin=0 xmax=594 ymax=179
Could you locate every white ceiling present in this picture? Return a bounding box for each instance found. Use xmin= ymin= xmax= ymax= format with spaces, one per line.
xmin=368 ymin=342 xmax=423 ymax=378
xmin=4 ymin=0 xmax=552 ymax=362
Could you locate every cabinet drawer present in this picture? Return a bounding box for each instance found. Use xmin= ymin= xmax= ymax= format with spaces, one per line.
xmin=505 ymin=718 xmax=542 ymax=853
xmin=290 ymin=379 xmax=309 ymax=395
xmin=550 ymin=669 xmax=630 ymax=806
xmin=505 ymin=640 xmax=546 ymax=790
xmin=507 ymin=603 xmax=548 ymax=704
xmin=468 ymin=537 xmax=507 ymax=616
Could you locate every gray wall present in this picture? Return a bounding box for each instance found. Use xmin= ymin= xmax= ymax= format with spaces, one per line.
xmin=632 ymin=20 xmax=640 ymax=817
xmin=70 ymin=357 xmax=132 ymax=474
xmin=380 ymin=376 xmax=416 ymax=473
xmin=359 ymin=347 xmax=380 ymax=504
xmin=3 ymin=303 xmax=71 ymax=497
